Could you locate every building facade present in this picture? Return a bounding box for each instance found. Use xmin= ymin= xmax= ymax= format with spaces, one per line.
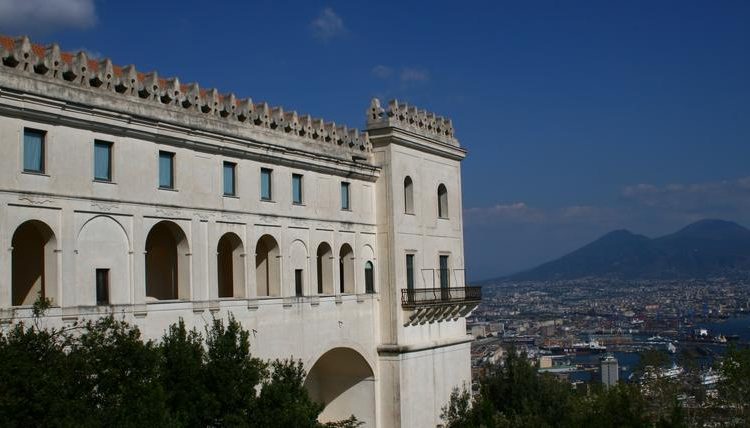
xmin=0 ymin=35 xmax=480 ymax=427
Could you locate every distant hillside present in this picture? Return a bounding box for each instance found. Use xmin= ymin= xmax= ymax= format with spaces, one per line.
xmin=509 ymin=219 xmax=750 ymax=281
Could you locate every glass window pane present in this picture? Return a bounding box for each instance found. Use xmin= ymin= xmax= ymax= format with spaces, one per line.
xmin=261 ymin=168 xmax=272 ymax=200
xmin=440 ymin=255 xmax=450 ymax=288
xmin=23 ymin=129 xmax=44 ymax=173
xmin=159 ymin=152 xmax=173 ymax=188
xmin=94 ymin=141 xmax=111 ymax=181
xmin=292 ymin=174 xmax=302 ymax=204
xmin=223 ymin=162 xmax=235 ymax=196
xmin=406 ymin=255 xmax=414 ymax=290
xmin=341 ymin=182 xmax=350 ymax=210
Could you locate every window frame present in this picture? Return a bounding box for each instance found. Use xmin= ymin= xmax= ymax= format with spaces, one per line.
xmin=22 ymin=128 xmax=46 ymax=174
xmin=404 ymin=176 xmax=414 ymax=214
xmin=437 ymin=183 xmax=449 ymax=219
xmin=95 ymin=268 xmax=110 ymax=306
xmin=292 ymin=173 xmax=304 ymax=205
xmin=260 ymin=167 xmax=273 ymax=201
xmin=405 ymin=254 xmax=415 ymax=290
xmin=158 ymin=150 xmax=175 ymax=189
xmin=223 ymin=161 xmax=237 ymax=197
xmin=93 ymin=140 xmax=113 ymax=182
xmin=340 ymin=181 xmax=351 ymax=211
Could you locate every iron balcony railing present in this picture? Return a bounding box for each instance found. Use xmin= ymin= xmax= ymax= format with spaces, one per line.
xmin=401 ymin=286 xmax=482 ymax=309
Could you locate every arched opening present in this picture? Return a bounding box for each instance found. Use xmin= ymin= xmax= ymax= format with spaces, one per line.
xmin=217 ymin=233 xmax=245 ymax=298
xmin=145 ymin=221 xmax=190 ymax=301
xmin=255 ymin=234 xmax=280 ymax=297
xmin=304 ymin=348 xmax=375 ymax=426
xmin=404 ymin=176 xmax=414 ymax=214
xmin=289 ymin=240 xmax=308 ymax=297
xmin=338 ymin=244 xmax=354 ymax=294
xmin=364 ymin=261 xmax=374 ymax=294
xmin=316 ymin=242 xmax=333 ymax=295
xmin=437 ymin=183 xmax=448 ymax=218
xmin=76 ymin=216 xmax=129 ymax=306
xmin=12 ymin=220 xmax=57 ymax=306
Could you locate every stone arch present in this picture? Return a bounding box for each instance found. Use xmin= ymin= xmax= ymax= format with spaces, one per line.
xmin=289 ymin=239 xmax=308 ymax=296
xmin=217 ymin=232 xmax=245 ymax=298
xmin=145 ymin=220 xmax=190 ymax=301
xmin=12 ymin=220 xmax=58 ymax=306
xmin=316 ymin=242 xmax=334 ymax=295
xmin=338 ymin=244 xmax=354 ymax=294
xmin=304 ymin=347 xmax=376 ymax=426
xmin=404 ymin=175 xmax=414 ymax=214
xmin=76 ymin=215 xmax=130 ymax=305
xmin=438 ymin=183 xmax=448 ymax=218
xmin=255 ymin=234 xmax=280 ymax=297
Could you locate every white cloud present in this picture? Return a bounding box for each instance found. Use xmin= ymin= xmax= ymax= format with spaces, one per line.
xmin=310 ymin=8 xmax=346 ymax=41
xmin=400 ymin=67 xmax=430 ymax=83
xmin=371 ymin=65 xmax=393 ymax=79
xmin=0 ymin=0 xmax=97 ymax=34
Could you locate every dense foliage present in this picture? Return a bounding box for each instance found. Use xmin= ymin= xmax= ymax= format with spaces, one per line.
xmin=0 ymin=312 xmax=359 ymax=427
xmin=440 ymin=347 xmax=750 ymax=428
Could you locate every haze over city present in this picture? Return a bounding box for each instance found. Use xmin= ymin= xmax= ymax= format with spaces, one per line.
xmin=2 ymin=0 xmax=748 ymax=280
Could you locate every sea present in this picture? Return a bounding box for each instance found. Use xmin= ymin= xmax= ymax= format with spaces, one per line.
xmin=568 ymin=313 xmax=750 ymax=383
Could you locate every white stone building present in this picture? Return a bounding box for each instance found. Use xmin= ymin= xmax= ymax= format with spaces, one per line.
xmin=0 ymin=35 xmax=480 ymax=427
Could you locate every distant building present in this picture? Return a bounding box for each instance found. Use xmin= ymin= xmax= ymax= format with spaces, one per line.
xmin=601 ymin=354 xmax=619 ymax=387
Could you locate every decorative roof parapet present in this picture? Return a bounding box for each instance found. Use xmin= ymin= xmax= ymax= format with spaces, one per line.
xmin=366 ymin=98 xmax=458 ymax=146
xmin=0 ymin=35 xmax=371 ymax=153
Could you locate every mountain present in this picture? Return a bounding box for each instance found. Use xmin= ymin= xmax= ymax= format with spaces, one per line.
xmin=509 ymin=219 xmax=750 ymax=281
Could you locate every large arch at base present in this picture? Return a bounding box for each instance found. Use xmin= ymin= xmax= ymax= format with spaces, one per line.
xmin=304 ymin=347 xmax=375 ymax=426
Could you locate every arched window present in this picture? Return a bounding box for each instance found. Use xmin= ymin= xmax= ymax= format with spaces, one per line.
xmin=437 ymin=183 xmax=448 ymax=218
xmin=316 ymin=242 xmax=334 ymax=294
xmin=404 ymin=176 xmax=414 ymax=214
xmin=12 ymin=220 xmax=57 ymax=306
xmin=217 ymin=233 xmax=245 ymax=298
xmin=255 ymin=235 xmax=281 ymax=297
xmin=339 ymin=244 xmax=354 ymax=294
xmin=364 ymin=261 xmax=374 ymax=294
xmin=145 ymin=221 xmax=190 ymax=301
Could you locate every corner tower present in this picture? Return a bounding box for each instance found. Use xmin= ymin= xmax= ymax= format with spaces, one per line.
xmin=367 ymin=99 xmax=481 ymax=427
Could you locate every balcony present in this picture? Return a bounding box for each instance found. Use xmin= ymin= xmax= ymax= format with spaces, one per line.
xmin=401 ymin=287 xmax=482 ymax=309
xmin=401 ymin=286 xmax=481 ymax=325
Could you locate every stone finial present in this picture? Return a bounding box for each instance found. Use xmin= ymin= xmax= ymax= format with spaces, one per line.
xmin=182 ymin=82 xmax=201 ymax=110
xmin=160 ymin=77 xmax=181 ymax=105
xmin=220 ymin=93 xmax=236 ymax=118
xmin=270 ymin=106 xmax=285 ymax=130
xmin=202 ymin=88 xmax=220 ymax=115
xmin=90 ymin=58 xmax=115 ymax=90
xmin=324 ymin=122 xmax=338 ymax=143
xmin=11 ymin=36 xmax=35 ymax=71
xmin=61 ymin=51 xmax=89 ymax=86
xmin=299 ymin=114 xmax=313 ymax=138
xmin=369 ymin=98 xmax=384 ymax=121
xmin=253 ymin=102 xmax=270 ymax=127
xmin=139 ymin=71 xmax=160 ymax=100
xmin=117 ymin=65 xmax=139 ymax=96
xmin=283 ymin=111 xmax=299 ymax=135
xmin=235 ymin=98 xmax=254 ymax=122
xmin=312 ymin=118 xmax=326 ymax=141
xmin=36 ymin=43 xmax=61 ymax=78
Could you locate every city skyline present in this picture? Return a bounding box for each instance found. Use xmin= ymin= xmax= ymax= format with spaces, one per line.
xmin=3 ymin=0 xmax=748 ymax=279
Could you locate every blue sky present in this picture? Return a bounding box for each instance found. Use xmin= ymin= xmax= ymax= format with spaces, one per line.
xmin=2 ymin=0 xmax=749 ymax=280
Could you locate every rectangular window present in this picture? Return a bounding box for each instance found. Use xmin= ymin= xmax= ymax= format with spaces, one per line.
xmin=23 ymin=128 xmax=45 ymax=173
xmin=406 ymin=254 xmax=415 ymax=290
xmin=440 ymin=255 xmax=450 ymax=288
xmin=94 ymin=140 xmax=112 ymax=181
xmin=341 ymin=182 xmax=350 ymax=210
xmin=292 ymin=174 xmax=303 ymax=204
xmin=260 ymin=168 xmax=272 ymax=200
xmin=158 ymin=151 xmax=174 ymax=189
xmin=295 ymin=269 xmax=304 ymax=297
xmin=96 ymin=269 xmax=110 ymax=305
xmin=223 ymin=161 xmax=236 ymax=196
